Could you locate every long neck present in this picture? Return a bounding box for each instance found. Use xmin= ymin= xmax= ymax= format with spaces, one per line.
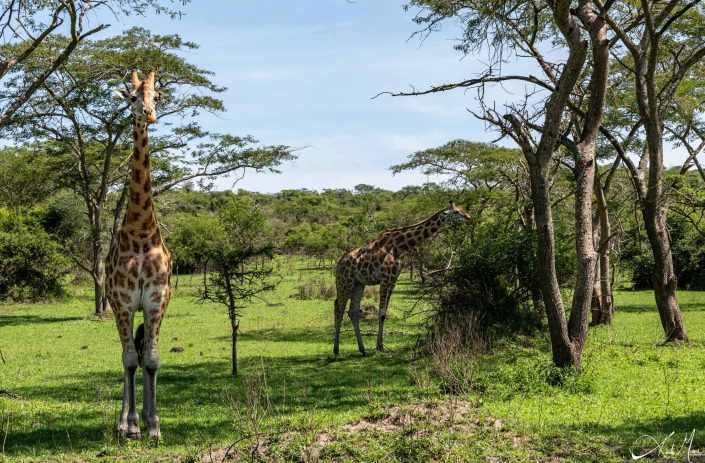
xmin=391 ymin=211 xmax=446 ymax=252
xmin=122 ymin=119 xmax=158 ymax=240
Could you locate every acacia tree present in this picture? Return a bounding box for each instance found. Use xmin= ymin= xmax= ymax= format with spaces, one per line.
xmin=391 ymin=0 xmax=611 ymax=368
xmin=596 ymin=0 xmax=705 ymax=341
xmin=1 ymin=27 xmax=294 ymax=315
xmin=0 ymin=0 xmax=183 ymax=127
xmin=198 ymin=199 xmax=279 ymax=377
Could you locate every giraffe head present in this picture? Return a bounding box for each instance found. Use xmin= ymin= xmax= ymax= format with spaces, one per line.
xmin=114 ymin=70 xmax=164 ymax=124
xmin=441 ymin=202 xmax=471 ymax=224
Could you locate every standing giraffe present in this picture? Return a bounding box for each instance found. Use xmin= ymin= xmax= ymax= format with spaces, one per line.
xmin=105 ymin=70 xmax=171 ymax=439
xmin=333 ymin=202 xmax=471 ymax=356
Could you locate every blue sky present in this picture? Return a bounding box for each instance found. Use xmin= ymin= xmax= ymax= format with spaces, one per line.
xmin=107 ymin=1 xmax=499 ymax=192
xmin=111 ymin=1 xmax=685 ymax=193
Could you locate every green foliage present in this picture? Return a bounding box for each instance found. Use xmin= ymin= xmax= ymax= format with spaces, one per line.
xmin=0 ymin=146 xmax=59 ymax=208
xmin=163 ymin=212 xmax=222 ymax=273
xmin=429 ymin=219 xmax=544 ymax=336
xmin=0 ymin=207 xmax=70 ymax=301
xmin=198 ymin=198 xmax=280 ymax=375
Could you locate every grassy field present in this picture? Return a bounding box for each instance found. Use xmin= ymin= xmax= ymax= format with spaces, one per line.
xmin=1 ymin=258 xmax=704 ymax=462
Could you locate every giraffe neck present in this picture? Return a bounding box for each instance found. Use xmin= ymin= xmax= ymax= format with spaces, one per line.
xmin=122 ymin=119 xmax=158 ymax=240
xmin=389 ymin=211 xmax=446 ymax=252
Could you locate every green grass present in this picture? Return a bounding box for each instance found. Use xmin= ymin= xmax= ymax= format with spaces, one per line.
xmin=476 ymin=289 xmax=705 ymax=462
xmin=1 ymin=259 xmax=705 ymax=462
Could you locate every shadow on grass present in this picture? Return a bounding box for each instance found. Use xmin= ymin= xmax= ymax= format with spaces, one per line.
xmin=4 ymin=343 xmax=421 ymax=456
xmin=564 ymin=411 xmax=705 ymax=449
xmin=616 ymin=301 xmax=704 ymax=313
xmin=0 ymin=314 xmax=85 ymax=326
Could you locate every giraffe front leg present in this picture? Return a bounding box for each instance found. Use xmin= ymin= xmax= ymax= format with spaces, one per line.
xmin=333 ymin=297 xmax=346 ymax=358
xmin=113 ymin=305 xmax=141 ymax=439
xmin=142 ymin=299 xmax=166 ymax=439
xmin=350 ymin=284 xmax=366 ymax=355
xmin=377 ymin=279 xmax=396 ymax=352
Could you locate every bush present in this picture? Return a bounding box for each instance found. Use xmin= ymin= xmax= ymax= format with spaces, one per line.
xmin=428 ymin=310 xmax=485 ymax=394
xmin=0 ymin=208 xmax=70 ymax=302
xmin=430 ymin=221 xmax=547 ymax=337
xmin=296 ymin=278 xmax=336 ymax=300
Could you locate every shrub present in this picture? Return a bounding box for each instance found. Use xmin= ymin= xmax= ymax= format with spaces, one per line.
xmin=0 ymin=208 xmax=70 ymax=302
xmin=428 ymin=310 xmax=485 ymax=394
xmin=429 ymin=221 xmax=546 ymax=337
xmin=296 ymin=278 xmax=336 ymax=300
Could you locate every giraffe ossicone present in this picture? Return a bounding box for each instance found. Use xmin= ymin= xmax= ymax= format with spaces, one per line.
xmin=333 ymin=203 xmax=471 ymax=357
xmin=105 ymin=69 xmax=172 ymax=439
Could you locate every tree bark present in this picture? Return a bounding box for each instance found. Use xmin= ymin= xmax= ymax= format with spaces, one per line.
xmin=509 ymin=0 xmax=607 ymax=368
xmin=643 ymin=202 xmax=687 ymax=341
xmin=635 ymin=51 xmax=688 ymax=342
xmin=231 ymin=320 xmax=238 ymax=377
xmin=591 ymin=170 xmax=613 ymax=325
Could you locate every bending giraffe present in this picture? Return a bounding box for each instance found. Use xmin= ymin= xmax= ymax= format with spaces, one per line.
xmin=105 ymin=70 xmax=171 ymax=439
xmin=333 ymin=202 xmax=471 ymax=356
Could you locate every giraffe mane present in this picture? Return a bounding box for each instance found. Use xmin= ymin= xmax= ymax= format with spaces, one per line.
xmin=374 ymin=208 xmax=445 ymax=238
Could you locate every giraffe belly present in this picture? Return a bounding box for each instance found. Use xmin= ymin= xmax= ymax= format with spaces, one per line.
xmin=108 ymin=251 xmax=170 ymax=311
xmin=355 ymin=272 xmax=380 ymax=286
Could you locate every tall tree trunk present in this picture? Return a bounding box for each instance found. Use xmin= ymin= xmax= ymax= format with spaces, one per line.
xmin=512 ymin=1 xmax=605 ymax=368
xmin=591 ymin=172 xmax=613 ymax=325
xmin=630 ymin=25 xmax=688 ymax=341
xmin=642 ymin=204 xmax=687 ymax=341
xmin=530 ymin=164 xmax=582 ymax=367
xmin=91 ymin=234 xmax=109 ymax=316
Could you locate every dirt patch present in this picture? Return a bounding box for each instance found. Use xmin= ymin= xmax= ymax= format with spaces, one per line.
xmin=340 ymin=400 xmax=476 ymax=435
xmin=199 ymin=399 xmax=498 ymax=463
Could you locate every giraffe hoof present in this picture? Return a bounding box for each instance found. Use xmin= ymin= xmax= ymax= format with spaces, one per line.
xmin=117 ymin=427 xmax=141 ymax=440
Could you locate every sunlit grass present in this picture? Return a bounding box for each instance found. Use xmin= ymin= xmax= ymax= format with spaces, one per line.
xmin=1 ymin=258 xmax=705 ymax=462
xmin=0 ymin=257 xmax=429 ymax=462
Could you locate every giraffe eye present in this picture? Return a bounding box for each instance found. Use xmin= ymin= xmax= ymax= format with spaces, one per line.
xmin=130 ymin=96 xmax=137 ymax=103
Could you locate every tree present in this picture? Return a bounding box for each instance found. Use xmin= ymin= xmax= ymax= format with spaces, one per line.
xmin=390 ymin=0 xmax=611 ymax=368
xmin=391 ymin=140 xmax=543 ymax=308
xmin=0 ymin=145 xmax=60 ymax=208
xmin=597 ymin=1 xmax=705 ymax=341
xmin=1 ymin=27 xmax=294 ymax=315
xmin=0 ymin=207 xmax=70 ymax=301
xmin=0 ymin=0 xmax=184 ymax=127
xmin=198 ymin=199 xmax=279 ymax=376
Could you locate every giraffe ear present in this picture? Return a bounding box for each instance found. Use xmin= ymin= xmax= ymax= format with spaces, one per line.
xmin=131 ymin=70 xmax=141 ymax=90
xmin=114 ymin=88 xmax=131 ymax=100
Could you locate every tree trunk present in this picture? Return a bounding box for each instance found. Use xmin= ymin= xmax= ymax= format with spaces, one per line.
xmin=529 ymin=162 xmax=582 ymax=368
xmin=642 ymin=205 xmax=687 ymax=341
xmin=591 ymin=173 xmax=613 ymax=325
xmin=631 ymin=32 xmax=688 ymax=342
xmin=231 ymin=320 xmax=239 ymax=376
xmin=92 ymin=241 xmax=109 ymax=316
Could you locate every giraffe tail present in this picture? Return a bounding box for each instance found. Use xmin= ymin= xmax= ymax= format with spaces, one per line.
xmin=134 ymin=323 xmax=145 ymax=367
